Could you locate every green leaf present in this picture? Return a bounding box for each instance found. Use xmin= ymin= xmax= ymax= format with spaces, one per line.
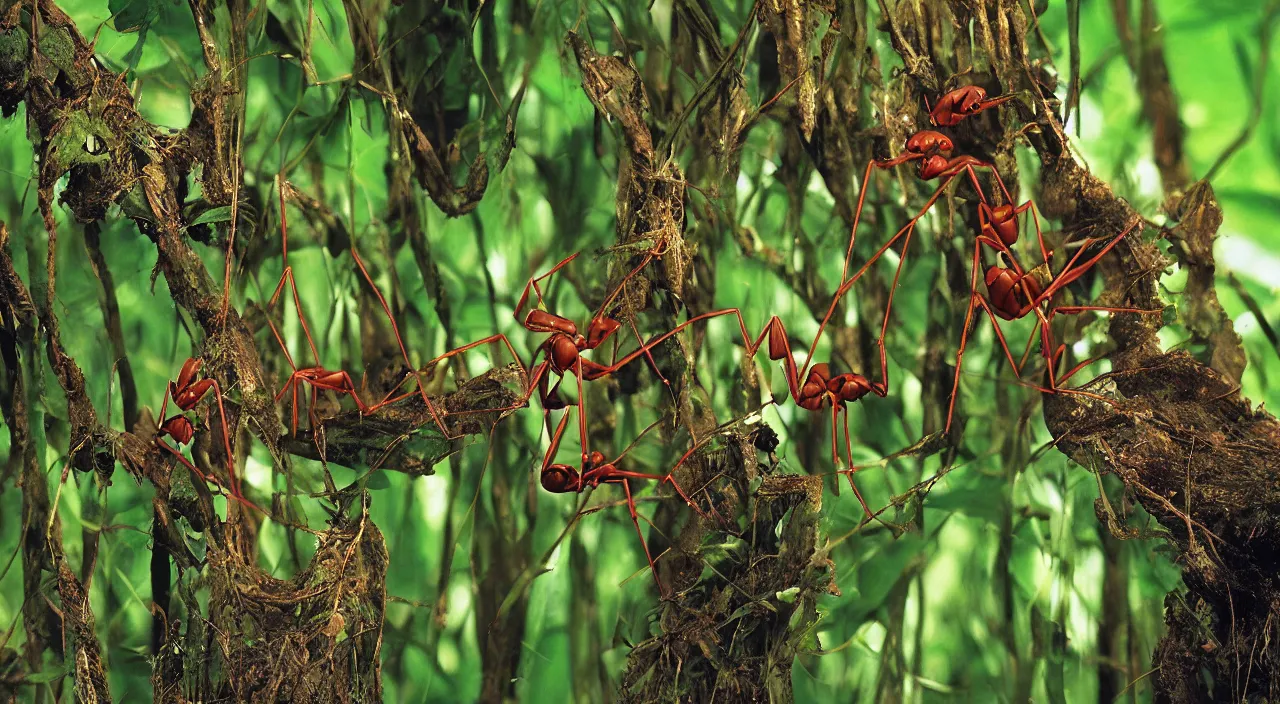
xmin=365 ymin=470 xmax=391 ymax=491
xmin=188 ymin=206 xmax=234 ymax=228
xmin=109 ymin=0 xmax=159 ymax=33
xmin=23 ymin=668 xmax=68 ymax=684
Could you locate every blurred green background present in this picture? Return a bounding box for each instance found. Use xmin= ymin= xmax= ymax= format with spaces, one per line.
xmin=1 ymin=0 xmax=1277 ymax=701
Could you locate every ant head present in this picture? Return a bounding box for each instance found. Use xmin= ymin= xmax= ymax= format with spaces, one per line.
xmin=984 ymin=264 xmax=1012 ymax=288
xmin=979 ymin=203 xmax=1019 ymax=247
xmin=917 ymin=154 xmax=951 ymax=180
xmin=806 ymin=363 xmax=831 ymax=384
xmin=798 ymin=364 xmax=831 ymax=410
xmin=585 ymin=317 xmax=621 ymax=349
xmin=541 ymin=465 xmax=581 ymax=493
xmin=176 ymin=357 xmax=203 ymax=390
xmin=956 ymin=85 xmax=987 ymax=109
xmin=161 ymin=415 xmax=195 ymax=445
xmin=905 ymin=130 xmax=953 ymax=156
xmin=832 ymin=373 xmax=874 ymax=403
xmin=586 ymin=450 xmax=607 ymax=468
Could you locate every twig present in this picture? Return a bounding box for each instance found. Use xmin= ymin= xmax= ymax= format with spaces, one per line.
xmin=1227 ymin=274 xmax=1280 ymax=360
xmin=83 ymin=223 xmax=139 ymax=429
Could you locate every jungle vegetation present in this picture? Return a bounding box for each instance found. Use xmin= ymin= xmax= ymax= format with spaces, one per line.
xmin=1 ymin=0 xmax=1279 ymax=702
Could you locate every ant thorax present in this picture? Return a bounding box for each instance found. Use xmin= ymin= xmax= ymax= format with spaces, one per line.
xmin=548 ymin=334 xmax=583 ymax=372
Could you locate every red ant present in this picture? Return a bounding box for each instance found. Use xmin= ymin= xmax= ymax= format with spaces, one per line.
xmin=273 ymin=367 xmax=370 ymax=435
xmin=841 ymin=128 xmax=1046 ymax=286
xmin=538 ymin=410 xmax=721 ymax=597
xmin=840 ymin=80 xmax=1032 ymax=289
xmin=927 ymin=85 xmax=1016 ymax=127
xmin=260 ymin=179 xmax=378 ymax=434
xmin=153 ymin=357 xmax=260 ymax=513
xmin=399 ymin=251 xmax=670 ymax=454
xmin=587 ymin=307 xmax=884 ymax=518
xmin=417 ymin=77 xmax=820 ymax=437
xmin=838 ymin=133 xmax=1153 ymax=434
xmin=828 ymin=125 xmax=1057 ymax=422
xmin=945 ymin=218 xmax=1164 ymax=431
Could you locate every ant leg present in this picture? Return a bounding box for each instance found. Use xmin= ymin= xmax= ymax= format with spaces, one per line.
xmin=811 ymin=168 xmax=971 ymax=378
xmin=756 ymin=69 xmax=808 ymax=114
xmin=825 ymin=405 xmax=872 ymax=518
xmin=292 ymin=375 xmax=302 ymax=436
xmin=575 ymin=361 xmax=589 ymax=464
xmin=349 ymin=244 xmax=427 ymax=404
xmin=304 ymin=371 xmax=373 ymax=417
xmin=272 ymin=371 xmax=302 ymax=434
xmin=354 ymin=243 xmax=532 ymax=438
xmin=1000 ymin=374 xmax=1124 ymax=408
xmin=203 ymin=380 xmax=244 ymax=499
xmin=266 ymin=268 xmax=322 ymax=367
xmin=979 ymin=163 xmax=1017 ymax=206
xmin=1033 ymin=220 xmax=1142 ymax=307
xmin=157 ymin=440 xmax=264 ymax=515
xmin=593 ymin=253 xmax=653 ymax=325
xmin=309 ymin=377 xmax=322 ymax=431
xmin=944 ymin=295 xmax=981 ymax=435
xmin=961 ymin=165 xmax=993 ymax=206
xmin=585 ymin=309 xmax=748 ymax=381
xmin=407 ymin=359 xmax=552 ymax=428
xmin=977 ymin=94 xmax=1018 ymax=113
xmin=540 ymin=406 xmax=572 ymax=473
xmin=840 ymin=159 xmax=880 ymax=284
xmin=840 ymin=470 xmax=873 ymax=520
xmin=1040 ymin=304 xmax=1163 ymax=388
xmin=607 ymin=468 xmax=716 ymax=525
xmin=838 ymin=169 xmax=969 ymax=294
xmin=871 ymin=220 xmax=918 ymax=390
xmin=1050 ymin=340 xmax=1148 ymax=394
xmin=156 ymin=387 xmax=171 ymax=434
xmin=842 ymin=405 xmax=855 ymax=475
xmin=622 ymin=479 xmax=666 ymax=597
xmin=593 ymin=217 xmax=681 ymax=325
xmin=945 ymin=231 xmax=990 ymax=434
xmin=1051 ymin=304 xmax=1165 ymax=317
xmin=583 ymin=309 xmax=806 ymax=408
xmin=371 ymin=333 xmax=529 ymax=440
xmin=157 ymin=440 xmax=215 ymax=485
xmin=514 ymin=252 xmax=581 ymax=324
xmin=623 ymin=314 xmax=672 ymax=390
xmin=972 ymin=298 xmax=1027 ymax=376
xmin=267 ymin=182 xmax=323 ymax=368
xmin=829 ymin=403 xmax=840 ymax=467
xmin=1017 ymin=319 xmax=1043 ymax=373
